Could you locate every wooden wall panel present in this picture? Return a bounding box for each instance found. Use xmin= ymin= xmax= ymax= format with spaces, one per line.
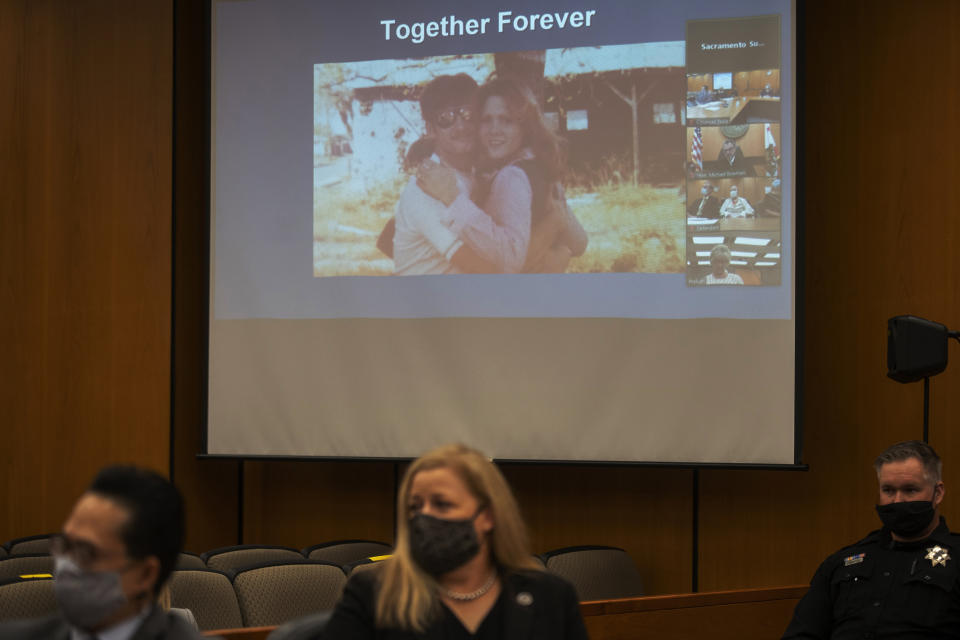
xmin=171 ymin=0 xmax=242 ymax=554
xmin=505 ymin=466 xmax=694 ymax=596
xmin=0 ymin=0 xmax=31 ymax=543
xmin=732 ymin=71 xmax=750 ymax=95
xmin=0 ymin=1 xmax=174 ymax=541
xmin=747 ymin=69 xmax=779 ymax=94
xmin=688 ymin=74 xmax=713 ymax=92
xmin=241 ymin=461 xmax=396 ymax=548
xmin=698 ymin=0 xmax=960 ymax=592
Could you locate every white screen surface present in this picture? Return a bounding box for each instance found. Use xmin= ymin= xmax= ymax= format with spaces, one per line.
xmin=208 ymin=0 xmax=798 ymax=464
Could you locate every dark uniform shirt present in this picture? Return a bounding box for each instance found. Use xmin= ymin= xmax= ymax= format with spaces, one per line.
xmin=783 ymin=518 xmax=960 ymax=639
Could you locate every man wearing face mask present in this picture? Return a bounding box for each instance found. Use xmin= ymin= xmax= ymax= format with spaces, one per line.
xmin=0 ymin=465 xmax=200 ymax=640
xmin=719 ymin=185 xmax=754 ymax=218
xmin=390 ymin=74 xmax=494 ymax=275
xmin=687 ymin=182 xmax=721 ymax=218
xmin=758 ymin=179 xmax=782 ymax=217
xmin=782 ymin=441 xmax=960 ymax=639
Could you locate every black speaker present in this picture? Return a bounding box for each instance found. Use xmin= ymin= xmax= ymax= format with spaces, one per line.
xmin=887 ymin=316 xmax=948 ymax=383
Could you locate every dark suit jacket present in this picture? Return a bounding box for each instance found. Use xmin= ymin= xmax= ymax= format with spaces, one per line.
xmin=320 ymin=568 xmax=588 ymax=640
xmin=687 ymin=195 xmax=721 ymax=218
xmin=0 ymin=606 xmax=202 ymax=640
xmin=712 ymin=147 xmax=755 ymax=176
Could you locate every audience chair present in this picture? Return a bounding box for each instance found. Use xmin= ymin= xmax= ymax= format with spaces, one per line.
xmin=202 ymin=544 xmax=303 ymax=574
xmin=303 ymin=540 xmax=392 ymax=566
xmin=232 ymin=561 xmax=347 ymax=627
xmin=0 ymin=555 xmax=54 ymax=583
xmin=176 ymin=552 xmax=206 ymax=569
xmin=0 ymin=577 xmax=57 ymax=622
xmin=0 ymin=547 xmax=7 ymax=560
xmin=542 ymin=545 xmax=645 ymax=601
xmin=5 ymin=534 xmax=55 ymax=556
xmin=345 ymin=556 xmax=389 ymax=575
xmin=169 ymin=607 xmax=199 ymax=630
xmin=267 ymin=611 xmax=332 ymax=640
xmin=167 ymin=569 xmax=243 ymax=632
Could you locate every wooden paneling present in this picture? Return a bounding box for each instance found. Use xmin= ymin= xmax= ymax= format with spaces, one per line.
xmin=203 ymin=628 xmax=271 ymax=640
xmin=747 ymin=69 xmax=779 ymax=94
xmin=170 ymin=0 xmax=241 ymax=554
xmin=241 ymin=461 xmax=396 ymax=548
xmin=688 ymin=74 xmax=713 ymax=93
xmin=201 ymin=587 xmax=806 ymax=640
xmin=505 ymin=466 xmax=694 ymax=596
xmin=0 ymin=1 xmax=173 ymax=541
xmin=581 ymin=586 xmax=806 ymax=640
xmin=698 ymin=0 xmax=960 ymax=592
xmin=733 ymin=71 xmax=751 ymax=95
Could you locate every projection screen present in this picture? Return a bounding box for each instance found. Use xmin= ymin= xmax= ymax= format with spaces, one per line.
xmin=207 ymin=0 xmax=799 ymax=464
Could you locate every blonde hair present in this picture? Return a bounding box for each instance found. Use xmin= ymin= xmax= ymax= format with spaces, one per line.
xmin=710 ymin=244 xmax=731 ymax=261
xmin=375 ymin=443 xmax=539 ymax=631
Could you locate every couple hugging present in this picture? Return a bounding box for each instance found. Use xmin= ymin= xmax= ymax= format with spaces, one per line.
xmin=381 ymin=73 xmax=587 ymax=275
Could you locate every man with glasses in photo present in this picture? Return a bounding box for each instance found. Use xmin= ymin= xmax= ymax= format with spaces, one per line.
xmin=0 ymin=465 xmax=201 ymax=639
xmin=393 ymin=73 xmax=496 ymax=275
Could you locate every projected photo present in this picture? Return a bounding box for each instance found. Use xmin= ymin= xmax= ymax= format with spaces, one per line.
xmin=312 ymin=44 xmax=687 ymax=277
xmin=687 ymin=123 xmax=780 ymax=179
xmin=685 ymin=231 xmax=781 ymax=286
xmin=685 ymin=69 xmax=781 ymax=126
xmin=686 ymin=177 xmax=781 ymax=230
xmin=686 ymin=176 xmax=781 ymax=286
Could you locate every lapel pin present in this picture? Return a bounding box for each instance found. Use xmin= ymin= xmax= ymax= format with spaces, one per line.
xmin=516 ymin=592 xmax=533 ymax=606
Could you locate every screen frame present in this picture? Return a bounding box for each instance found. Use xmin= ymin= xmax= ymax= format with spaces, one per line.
xmin=193 ymin=0 xmax=805 ymax=469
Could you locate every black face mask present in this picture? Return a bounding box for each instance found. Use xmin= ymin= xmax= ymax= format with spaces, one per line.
xmin=876 ymin=500 xmax=936 ymax=538
xmin=408 ymin=512 xmax=480 ymax=576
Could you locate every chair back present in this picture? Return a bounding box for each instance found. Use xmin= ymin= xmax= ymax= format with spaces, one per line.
xmin=167 ymin=569 xmax=243 ymax=631
xmin=6 ymin=535 xmax=54 ymax=556
xmin=176 ymin=552 xmax=206 ymax=569
xmin=345 ymin=557 xmax=389 ymax=575
xmin=202 ymin=545 xmax=303 ymax=573
xmin=0 ymin=555 xmax=54 ymax=583
xmin=0 ymin=577 xmax=57 ymax=622
xmin=169 ymin=607 xmax=199 ymax=630
xmin=232 ymin=561 xmax=347 ymax=627
xmin=303 ymin=540 xmax=392 ymax=566
xmin=543 ymin=545 xmax=645 ymax=600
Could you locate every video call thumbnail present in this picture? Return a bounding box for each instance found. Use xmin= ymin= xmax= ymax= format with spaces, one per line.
xmin=684 ymin=14 xmax=782 ymax=288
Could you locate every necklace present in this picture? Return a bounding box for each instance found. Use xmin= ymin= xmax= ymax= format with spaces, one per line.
xmin=441 ymin=572 xmax=497 ymax=601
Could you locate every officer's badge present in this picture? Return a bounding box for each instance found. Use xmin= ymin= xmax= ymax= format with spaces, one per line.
xmin=843 ymin=553 xmax=865 ymax=566
xmin=925 ymin=545 xmax=950 ymax=567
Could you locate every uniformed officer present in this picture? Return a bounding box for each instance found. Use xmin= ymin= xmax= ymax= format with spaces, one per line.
xmin=782 ymin=440 xmax=960 ymax=639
